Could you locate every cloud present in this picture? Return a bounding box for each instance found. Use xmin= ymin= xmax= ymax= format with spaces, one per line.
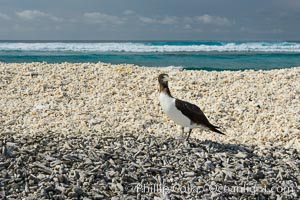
xmin=138 ymin=15 xmax=231 ymax=26
xmin=160 ymin=16 xmax=177 ymax=25
xmin=139 ymin=16 xmax=156 ymax=24
xmin=183 ymin=17 xmax=194 ymax=24
xmin=16 ymin=10 xmax=62 ymax=22
xmin=139 ymin=16 xmax=177 ymax=25
xmin=83 ymin=12 xmax=125 ymax=24
xmin=184 ymin=24 xmax=192 ymax=30
xmin=0 ymin=12 xmax=10 ymax=20
xmin=195 ymin=14 xmax=231 ymax=26
xmin=123 ymin=10 xmax=135 ymax=15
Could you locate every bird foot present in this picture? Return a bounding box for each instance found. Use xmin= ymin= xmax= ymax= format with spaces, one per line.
xmin=176 ymin=133 xmax=186 ymax=140
xmin=183 ymin=141 xmax=191 ymax=149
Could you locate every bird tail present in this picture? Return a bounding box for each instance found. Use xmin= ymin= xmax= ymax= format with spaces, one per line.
xmin=210 ymin=125 xmax=225 ymax=135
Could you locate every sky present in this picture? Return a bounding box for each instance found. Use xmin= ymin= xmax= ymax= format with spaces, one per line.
xmin=0 ymin=0 xmax=300 ymax=41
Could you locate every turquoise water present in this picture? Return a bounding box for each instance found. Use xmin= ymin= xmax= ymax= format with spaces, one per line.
xmin=1 ymin=41 xmax=300 ymax=70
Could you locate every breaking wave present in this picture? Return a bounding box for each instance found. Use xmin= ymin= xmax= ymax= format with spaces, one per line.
xmin=1 ymin=41 xmax=300 ymax=53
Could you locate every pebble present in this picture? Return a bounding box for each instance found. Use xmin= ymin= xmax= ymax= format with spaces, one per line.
xmin=0 ymin=133 xmax=299 ymax=199
xmin=0 ymin=62 xmax=299 ymax=198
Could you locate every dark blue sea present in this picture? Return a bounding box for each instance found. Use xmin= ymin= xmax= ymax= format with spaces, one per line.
xmin=1 ymin=41 xmax=300 ymax=71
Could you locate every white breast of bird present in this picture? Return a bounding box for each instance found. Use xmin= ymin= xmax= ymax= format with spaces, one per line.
xmin=159 ymin=93 xmax=194 ymax=128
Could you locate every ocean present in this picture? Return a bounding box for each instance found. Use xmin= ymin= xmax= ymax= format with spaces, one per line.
xmin=1 ymin=41 xmax=300 ymax=71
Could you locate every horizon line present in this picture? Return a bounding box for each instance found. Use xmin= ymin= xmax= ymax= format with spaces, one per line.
xmin=0 ymin=39 xmax=299 ymax=43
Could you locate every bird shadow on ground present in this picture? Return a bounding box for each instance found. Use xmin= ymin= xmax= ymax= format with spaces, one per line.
xmin=114 ymin=133 xmax=256 ymax=156
xmin=159 ymin=136 xmax=257 ymax=157
xmin=191 ymin=139 xmax=254 ymax=153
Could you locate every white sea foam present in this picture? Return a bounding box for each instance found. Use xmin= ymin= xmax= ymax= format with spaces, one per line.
xmin=0 ymin=42 xmax=300 ymax=53
xmin=159 ymin=65 xmax=184 ymax=70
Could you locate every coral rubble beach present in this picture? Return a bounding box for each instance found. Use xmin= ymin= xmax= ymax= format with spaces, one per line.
xmin=0 ymin=62 xmax=299 ymax=199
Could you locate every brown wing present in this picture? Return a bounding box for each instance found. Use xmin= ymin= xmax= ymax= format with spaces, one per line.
xmin=175 ymin=99 xmax=225 ymax=135
xmin=175 ymin=99 xmax=211 ymax=126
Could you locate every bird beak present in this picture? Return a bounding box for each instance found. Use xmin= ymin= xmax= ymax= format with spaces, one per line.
xmin=162 ymin=76 xmax=169 ymax=82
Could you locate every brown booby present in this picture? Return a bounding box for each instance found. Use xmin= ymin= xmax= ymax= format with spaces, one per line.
xmin=158 ymin=73 xmax=225 ymax=141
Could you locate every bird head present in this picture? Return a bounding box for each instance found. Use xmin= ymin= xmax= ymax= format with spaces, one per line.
xmin=158 ymin=73 xmax=170 ymax=93
xmin=158 ymin=74 xmax=169 ymax=86
xmin=158 ymin=73 xmax=172 ymax=95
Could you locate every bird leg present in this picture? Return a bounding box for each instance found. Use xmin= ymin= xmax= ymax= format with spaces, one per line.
xmin=186 ymin=128 xmax=192 ymax=141
xmin=181 ymin=126 xmax=185 ymax=137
